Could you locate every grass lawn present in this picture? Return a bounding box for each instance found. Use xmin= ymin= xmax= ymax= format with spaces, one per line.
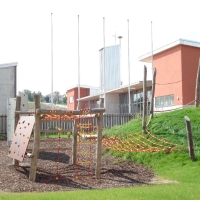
xmin=0 ymin=107 xmax=200 ymax=200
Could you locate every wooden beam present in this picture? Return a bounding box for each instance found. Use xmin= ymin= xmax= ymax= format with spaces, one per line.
xmin=15 ymin=111 xmax=35 ymax=115
xmin=184 ymin=116 xmax=195 ymax=161
xmin=40 ymin=129 xmax=72 ymax=133
xmin=142 ymin=65 xmax=147 ymax=134
xmin=36 ymin=108 xmax=105 ymax=115
xmin=13 ymin=96 xmax=21 ymax=166
xmin=150 ymin=68 xmax=156 ymax=118
xmin=29 ymin=95 xmax=41 ymax=181
xmin=41 ymin=119 xmax=73 ymax=122
xmin=26 ymin=147 xmax=72 ymax=152
xmin=195 ymin=58 xmax=200 ymax=107
xmin=96 ymin=112 xmax=103 ymax=179
xmin=29 ymin=138 xmax=71 ymax=142
xmin=72 ymin=119 xmax=78 ymax=164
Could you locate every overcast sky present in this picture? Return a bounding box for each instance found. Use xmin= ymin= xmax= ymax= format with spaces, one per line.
xmin=0 ymin=0 xmax=200 ymax=95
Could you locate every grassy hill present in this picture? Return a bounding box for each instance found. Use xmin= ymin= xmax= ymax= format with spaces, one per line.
xmin=103 ymin=107 xmax=200 ymax=184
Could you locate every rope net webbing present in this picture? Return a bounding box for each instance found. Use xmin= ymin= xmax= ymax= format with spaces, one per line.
xmin=76 ymin=116 xmax=94 ymax=179
xmin=102 ymin=131 xmax=187 ymax=153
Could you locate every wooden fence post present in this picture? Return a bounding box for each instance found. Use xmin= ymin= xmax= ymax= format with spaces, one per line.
xmin=150 ymin=68 xmax=156 ymax=117
xmin=29 ymin=95 xmax=41 ymax=181
xmin=184 ymin=116 xmax=195 ymax=161
xmin=13 ymin=96 xmax=21 ymax=166
xmin=142 ymin=65 xmax=147 ymax=134
xmin=195 ymin=58 xmax=200 ymax=107
xmin=96 ymin=112 xmax=103 ymax=179
xmin=72 ymin=119 xmax=78 ymax=164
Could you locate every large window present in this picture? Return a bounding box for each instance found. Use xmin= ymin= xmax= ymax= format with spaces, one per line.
xmin=155 ymin=94 xmax=174 ymax=108
xmin=119 ymin=87 xmax=152 ymax=114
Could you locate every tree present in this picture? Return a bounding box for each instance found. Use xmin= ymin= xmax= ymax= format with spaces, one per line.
xmin=54 ymin=91 xmax=60 ymax=104
xmin=36 ymin=91 xmax=45 ymax=102
xmin=23 ymin=89 xmax=34 ymax=101
xmin=45 ymin=95 xmax=50 ymax=103
xmin=22 ymin=89 xmax=45 ymax=102
xmin=63 ymin=95 xmax=67 ymax=104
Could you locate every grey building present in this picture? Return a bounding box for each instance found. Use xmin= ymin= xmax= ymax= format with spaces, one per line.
xmin=0 ymin=62 xmax=18 ymax=115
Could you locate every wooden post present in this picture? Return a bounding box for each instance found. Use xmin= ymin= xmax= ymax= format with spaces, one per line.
xmin=195 ymin=58 xmax=200 ymax=107
xmin=184 ymin=116 xmax=195 ymax=161
xmin=72 ymin=119 xmax=78 ymax=164
xmin=29 ymin=95 xmax=41 ymax=181
xmin=150 ymin=68 xmax=156 ymax=117
xmin=13 ymin=96 xmax=21 ymax=166
xmin=96 ymin=112 xmax=103 ymax=179
xmin=142 ymin=65 xmax=147 ymax=134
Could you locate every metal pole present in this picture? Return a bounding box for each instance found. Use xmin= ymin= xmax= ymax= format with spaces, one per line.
xmin=51 ymin=13 xmax=54 ymax=109
xmin=151 ymin=21 xmax=154 ymax=77
xmin=142 ymin=66 xmax=147 ymax=134
xmin=128 ymin=19 xmax=131 ymax=114
xmin=77 ymin=15 xmax=80 ymax=110
xmin=103 ymin=17 xmax=106 ymax=111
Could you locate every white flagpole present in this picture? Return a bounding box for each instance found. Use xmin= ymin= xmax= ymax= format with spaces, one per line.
xmin=128 ymin=19 xmax=131 ymax=114
xmin=51 ymin=13 xmax=54 ymax=109
xmin=151 ymin=21 xmax=154 ymax=77
xmin=77 ymin=15 xmax=80 ymax=110
xmin=103 ymin=17 xmax=106 ymax=110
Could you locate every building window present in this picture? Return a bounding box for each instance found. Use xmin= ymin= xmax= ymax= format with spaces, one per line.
xmin=155 ymin=94 xmax=174 ymax=108
xmin=69 ymin=96 xmax=74 ymax=103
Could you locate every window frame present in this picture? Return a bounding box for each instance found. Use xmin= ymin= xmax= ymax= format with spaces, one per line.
xmin=155 ymin=94 xmax=174 ymax=108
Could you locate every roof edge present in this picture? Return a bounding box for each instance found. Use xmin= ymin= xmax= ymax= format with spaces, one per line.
xmin=0 ymin=62 xmax=18 ymax=68
xmin=138 ymin=38 xmax=200 ymax=63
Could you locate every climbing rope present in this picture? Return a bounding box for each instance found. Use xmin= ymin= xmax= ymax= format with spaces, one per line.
xmin=102 ymin=131 xmax=187 ymax=153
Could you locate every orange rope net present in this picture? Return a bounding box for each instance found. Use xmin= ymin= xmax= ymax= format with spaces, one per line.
xmin=102 ymin=131 xmax=187 ymax=153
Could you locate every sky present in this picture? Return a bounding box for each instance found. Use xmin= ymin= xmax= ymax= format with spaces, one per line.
xmin=0 ymin=0 xmax=200 ymax=96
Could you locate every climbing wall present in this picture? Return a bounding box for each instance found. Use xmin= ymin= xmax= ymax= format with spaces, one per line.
xmin=8 ymin=116 xmax=35 ymax=162
xmin=7 ymin=93 xmax=28 ymax=146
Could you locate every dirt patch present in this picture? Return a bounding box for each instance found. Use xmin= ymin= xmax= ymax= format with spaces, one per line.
xmin=0 ymin=138 xmax=156 ymax=193
xmin=149 ymin=177 xmax=179 ymax=185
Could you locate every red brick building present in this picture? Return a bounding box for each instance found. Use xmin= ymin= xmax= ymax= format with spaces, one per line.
xmin=139 ymin=39 xmax=200 ymax=111
xmin=66 ymin=85 xmax=99 ymax=110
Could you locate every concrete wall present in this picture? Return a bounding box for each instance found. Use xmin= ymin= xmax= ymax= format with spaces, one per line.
xmin=106 ymin=93 xmax=119 ymax=113
xmin=0 ymin=64 xmax=17 ymax=115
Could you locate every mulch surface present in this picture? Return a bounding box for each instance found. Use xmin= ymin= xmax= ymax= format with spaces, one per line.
xmin=0 ymin=138 xmax=154 ymax=193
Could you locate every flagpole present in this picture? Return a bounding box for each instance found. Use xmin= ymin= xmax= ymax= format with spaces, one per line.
xmin=51 ymin=13 xmax=54 ymax=109
xmin=103 ymin=17 xmax=106 ymax=110
xmin=77 ymin=15 xmax=80 ymax=110
xmin=151 ymin=21 xmax=154 ymax=76
xmin=128 ymin=19 xmax=131 ymax=114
